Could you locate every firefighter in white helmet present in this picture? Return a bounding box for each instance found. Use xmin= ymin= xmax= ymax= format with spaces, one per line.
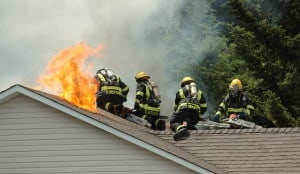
xmin=94 ymin=68 xmax=129 ymax=116
xmin=170 ymin=76 xmax=207 ymax=141
xmin=133 ymin=72 xmax=165 ymax=130
xmin=212 ymin=78 xmax=255 ymax=122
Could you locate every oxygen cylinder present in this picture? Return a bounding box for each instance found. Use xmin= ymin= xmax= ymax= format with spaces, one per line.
xmin=105 ymin=69 xmax=117 ymax=83
xmin=151 ymin=82 xmax=161 ymax=99
xmin=190 ymin=82 xmax=197 ymax=97
xmin=106 ymin=69 xmax=114 ymax=78
xmin=106 ymin=68 xmax=115 ymax=78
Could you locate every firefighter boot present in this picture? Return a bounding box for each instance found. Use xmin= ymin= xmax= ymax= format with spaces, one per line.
xmin=173 ymin=125 xmax=190 ymax=141
xmin=121 ymin=107 xmax=132 ymax=118
xmin=155 ymin=119 xmax=166 ymax=131
xmin=113 ymin=105 xmax=123 ymax=116
xmin=142 ymin=115 xmax=155 ymax=129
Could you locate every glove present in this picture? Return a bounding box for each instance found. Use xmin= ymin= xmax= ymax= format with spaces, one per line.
xmin=211 ymin=115 xmax=220 ymax=122
xmin=96 ymin=91 xmax=106 ymax=97
xmin=153 ymin=99 xmax=161 ymax=107
xmin=132 ymin=109 xmax=144 ymax=116
xmin=155 ymin=99 xmax=161 ymax=104
xmin=237 ymin=112 xmax=247 ymax=119
xmin=148 ymin=99 xmax=155 ymax=105
xmin=121 ymin=107 xmax=132 ymax=118
xmin=146 ymin=99 xmax=160 ymax=107
xmin=229 ymin=114 xmax=237 ymax=119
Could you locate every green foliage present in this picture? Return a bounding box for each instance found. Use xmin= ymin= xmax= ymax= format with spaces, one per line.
xmin=261 ymin=90 xmax=296 ymax=127
xmin=223 ymin=0 xmax=300 ymax=126
xmin=157 ymin=0 xmax=299 ymax=127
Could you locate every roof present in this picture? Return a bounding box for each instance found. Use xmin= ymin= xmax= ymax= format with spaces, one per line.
xmin=1 ymin=84 xmax=300 ymax=174
xmin=155 ymin=128 xmax=300 ymax=173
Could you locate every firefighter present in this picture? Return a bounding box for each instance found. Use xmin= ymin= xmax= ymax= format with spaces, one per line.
xmin=170 ymin=76 xmax=207 ymax=141
xmin=212 ymin=78 xmax=255 ymax=122
xmin=94 ymin=68 xmax=129 ymax=117
xmin=133 ymin=72 xmax=165 ymax=130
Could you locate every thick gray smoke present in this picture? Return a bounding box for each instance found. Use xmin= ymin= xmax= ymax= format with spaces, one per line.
xmin=0 ymin=0 xmax=201 ymax=116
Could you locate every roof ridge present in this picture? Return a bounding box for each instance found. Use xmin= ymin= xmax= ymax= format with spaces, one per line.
xmin=192 ymin=127 xmax=300 ymax=134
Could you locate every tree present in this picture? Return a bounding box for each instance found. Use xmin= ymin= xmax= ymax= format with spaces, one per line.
xmin=224 ymin=0 xmax=299 ymax=126
xmin=158 ymin=0 xmax=299 ymax=127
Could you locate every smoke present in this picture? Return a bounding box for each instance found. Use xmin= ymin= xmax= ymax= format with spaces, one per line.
xmin=0 ymin=0 xmax=215 ymax=116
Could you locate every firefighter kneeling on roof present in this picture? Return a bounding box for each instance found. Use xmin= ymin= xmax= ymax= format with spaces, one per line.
xmin=212 ymin=78 xmax=255 ymax=122
xmin=170 ymin=76 xmax=207 ymax=141
xmin=133 ymin=72 xmax=165 ymax=130
xmin=94 ymin=68 xmax=129 ymax=117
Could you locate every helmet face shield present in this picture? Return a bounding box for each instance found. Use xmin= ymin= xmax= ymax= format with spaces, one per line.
xmin=229 ymin=85 xmax=239 ymax=97
xmin=184 ymin=84 xmax=190 ymax=91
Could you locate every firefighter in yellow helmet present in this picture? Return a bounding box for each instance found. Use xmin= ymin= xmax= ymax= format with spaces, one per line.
xmin=94 ymin=68 xmax=129 ymax=116
xmin=133 ymin=72 xmax=165 ymax=130
xmin=212 ymin=78 xmax=255 ymax=122
xmin=170 ymin=76 xmax=207 ymax=141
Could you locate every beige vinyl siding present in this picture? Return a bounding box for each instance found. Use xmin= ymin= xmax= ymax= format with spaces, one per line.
xmin=0 ymin=95 xmax=197 ymax=174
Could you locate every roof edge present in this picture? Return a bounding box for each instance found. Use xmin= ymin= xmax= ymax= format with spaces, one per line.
xmin=0 ymin=84 xmax=217 ymax=174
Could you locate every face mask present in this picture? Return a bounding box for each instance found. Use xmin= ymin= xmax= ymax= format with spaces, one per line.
xmin=229 ymin=85 xmax=239 ymax=97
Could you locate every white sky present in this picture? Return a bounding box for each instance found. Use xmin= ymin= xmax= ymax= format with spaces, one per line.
xmin=0 ymin=0 xmax=185 ymax=115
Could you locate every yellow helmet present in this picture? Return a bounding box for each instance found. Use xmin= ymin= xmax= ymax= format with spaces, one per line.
xmin=181 ymin=76 xmax=194 ymax=86
xmin=135 ymin=72 xmax=150 ymax=80
xmin=229 ymin=79 xmax=243 ymax=90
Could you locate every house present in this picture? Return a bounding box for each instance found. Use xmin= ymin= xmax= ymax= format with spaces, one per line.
xmin=0 ymin=84 xmax=299 ymax=174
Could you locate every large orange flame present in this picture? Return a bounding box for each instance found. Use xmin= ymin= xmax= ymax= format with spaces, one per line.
xmin=34 ymin=42 xmax=103 ymax=112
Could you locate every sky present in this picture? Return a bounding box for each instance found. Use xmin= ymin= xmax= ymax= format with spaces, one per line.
xmin=0 ymin=0 xmax=186 ymax=115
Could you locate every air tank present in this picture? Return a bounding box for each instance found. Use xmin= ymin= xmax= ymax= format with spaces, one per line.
xmin=190 ymin=82 xmax=197 ymax=97
xmin=106 ymin=69 xmax=115 ymax=77
xmin=151 ymin=82 xmax=161 ymax=99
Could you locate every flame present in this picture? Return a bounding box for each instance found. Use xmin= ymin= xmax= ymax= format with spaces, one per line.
xmin=34 ymin=42 xmax=103 ymax=112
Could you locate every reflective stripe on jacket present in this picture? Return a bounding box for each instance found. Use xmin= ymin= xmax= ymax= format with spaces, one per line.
xmin=96 ymin=74 xmax=128 ymax=98
xmin=216 ymin=93 xmax=254 ymax=118
xmin=175 ymin=88 xmax=207 ymax=113
xmin=135 ymin=81 xmax=160 ymax=116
